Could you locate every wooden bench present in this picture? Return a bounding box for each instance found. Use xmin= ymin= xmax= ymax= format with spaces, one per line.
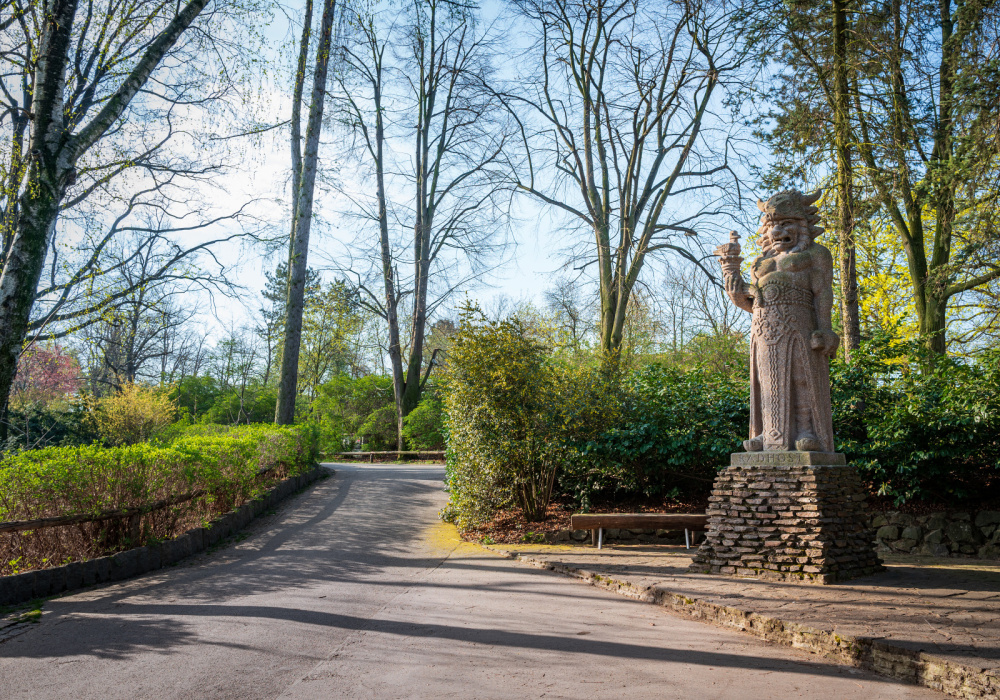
xmin=570 ymin=513 xmax=709 ymax=550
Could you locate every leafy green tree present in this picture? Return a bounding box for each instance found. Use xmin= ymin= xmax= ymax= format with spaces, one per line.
xmin=170 ymin=376 xmax=222 ymax=422
xmin=356 ymin=405 xmax=397 ymax=451
xmin=260 ymin=264 xmax=368 ymax=400
xmin=311 ymin=374 xmax=395 ymax=451
xmin=204 ymin=386 xmax=277 ymax=425
xmin=299 ymin=280 xmax=365 ymax=398
xmin=402 ymin=393 xmax=445 ymax=450
xmin=753 ymin=0 xmax=862 ymax=355
xmin=758 ymin=0 xmax=1000 ymax=354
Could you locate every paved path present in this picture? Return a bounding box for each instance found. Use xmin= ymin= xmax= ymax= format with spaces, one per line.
xmin=486 ymin=541 xmax=1000 ymax=676
xmin=0 ymin=464 xmax=937 ymax=699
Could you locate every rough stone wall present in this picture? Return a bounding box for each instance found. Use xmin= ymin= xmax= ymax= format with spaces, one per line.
xmin=872 ymin=510 xmax=1000 ymax=558
xmin=689 ymin=462 xmax=884 ymax=583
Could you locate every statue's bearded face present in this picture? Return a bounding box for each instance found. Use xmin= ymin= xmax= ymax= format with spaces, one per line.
xmin=763 ymin=216 xmax=809 ymax=253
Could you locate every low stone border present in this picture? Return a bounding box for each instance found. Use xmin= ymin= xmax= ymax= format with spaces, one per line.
xmin=479 ymin=543 xmax=998 ymax=699
xmin=537 ymin=508 xmax=1000 ymax=562
xmin=0 ymin=465 xmax=327 ymax=608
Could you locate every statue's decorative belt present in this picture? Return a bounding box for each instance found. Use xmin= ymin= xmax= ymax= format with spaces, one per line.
xmin=754 ymin=282 xmax=813 ymax=308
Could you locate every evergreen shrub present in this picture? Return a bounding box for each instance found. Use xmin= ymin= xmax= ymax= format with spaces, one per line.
xmin=4 ymin=401 xmax=98 ymax=451
xmin=560 ymin=364 xmax=748 ymax=510
xmin=443 ymin=320 xmax=1000 ymax=524
xmin=402 ymin=393 xmax=445 ymax=450
xmin=442 ymin=308 xmax=620 ymax=528
xmin=0 ymin=424 xmax=317 ymax=574
xmin=831 ymin=335 xmax=1000 ymax=504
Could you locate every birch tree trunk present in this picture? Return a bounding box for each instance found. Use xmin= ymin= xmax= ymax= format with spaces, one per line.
xmin=0 ymin=0 xmax=78 ymax=439
xmin=275 ymin=0 xmax=338 ymax=424
xmin=0 ymin=0 xmax=210 ymax=434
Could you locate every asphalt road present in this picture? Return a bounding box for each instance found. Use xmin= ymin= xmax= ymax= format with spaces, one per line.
xmin=0 ymin=463 xmax=937 ymax=699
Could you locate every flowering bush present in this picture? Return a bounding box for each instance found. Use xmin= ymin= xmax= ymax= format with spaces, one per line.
xmin=92 ymin=382 xmax=177 ymax=446
xmin=10 ymin=344 xmax=82 ymax=409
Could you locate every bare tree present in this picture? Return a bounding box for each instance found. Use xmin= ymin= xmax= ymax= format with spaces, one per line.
xmin=504 ymin=0 xmax=749 ymax=357
xmin=544 ymin=274 xmax=593 ymax=350
xmin=75 ymin=246 xmax=214 ymax=394
xmin=80 ymin=299 xmax=192 ymax=394
xmin=663 ymin=264 xmax=749 ymax=340
xmin=331 ymin=0 xmax=512 ymax=447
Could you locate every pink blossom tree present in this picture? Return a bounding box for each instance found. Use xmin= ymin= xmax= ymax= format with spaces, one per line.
xmin=10 ymin=345 xmax=83 ymax=409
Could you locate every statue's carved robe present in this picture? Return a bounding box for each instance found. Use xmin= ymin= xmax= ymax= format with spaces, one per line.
xmin=748 ymin=249 xmax=835 ymax=452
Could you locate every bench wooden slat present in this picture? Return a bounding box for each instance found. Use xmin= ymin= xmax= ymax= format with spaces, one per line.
xmin=570 ymin=513 xmax=707 ymax=531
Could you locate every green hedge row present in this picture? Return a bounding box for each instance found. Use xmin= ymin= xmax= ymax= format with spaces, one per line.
xmin=0 ymin=424 xmax=317 ymax=523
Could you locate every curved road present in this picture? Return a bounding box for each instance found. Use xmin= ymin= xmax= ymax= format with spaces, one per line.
xmin=0 ymin=463 xmax=936 ymax=699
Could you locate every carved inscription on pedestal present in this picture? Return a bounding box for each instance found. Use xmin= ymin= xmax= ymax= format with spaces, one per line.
xmin=731 ymin=452 xmax=846 ymax=467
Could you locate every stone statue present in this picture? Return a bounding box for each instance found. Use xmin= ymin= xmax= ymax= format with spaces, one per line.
xmin=715 ymin=190 xmax=839 ymax=453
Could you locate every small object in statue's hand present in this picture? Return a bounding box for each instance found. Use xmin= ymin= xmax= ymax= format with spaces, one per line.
xmin=714 ymin=230 xmax=742 ymax=260
xmin=715 ymin=231 xmax=743 ymax=276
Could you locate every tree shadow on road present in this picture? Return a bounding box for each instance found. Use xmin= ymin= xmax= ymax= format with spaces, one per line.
xmin=1 ymin=464 xmax=620 ymax=661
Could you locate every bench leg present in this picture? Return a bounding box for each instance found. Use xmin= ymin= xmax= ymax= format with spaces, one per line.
xmin=685 ymin=528 xmax=690 ymax=550
xmin=598 ymin=527 xmax=603 ymax=550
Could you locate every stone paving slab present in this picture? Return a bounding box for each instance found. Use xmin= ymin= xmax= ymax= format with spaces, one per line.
xmin=480 ymin=541 xmax=1000 ymax=698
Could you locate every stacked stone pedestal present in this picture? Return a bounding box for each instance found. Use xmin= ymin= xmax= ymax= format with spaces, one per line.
xmin=689 ymin=452 xmax=883 ymax=584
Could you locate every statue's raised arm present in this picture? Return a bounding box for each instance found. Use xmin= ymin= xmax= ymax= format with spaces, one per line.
xmin=714 ymin=231 xmax=754 ymax=312
xmin=715 ymin=190 xmax=839 ymax=453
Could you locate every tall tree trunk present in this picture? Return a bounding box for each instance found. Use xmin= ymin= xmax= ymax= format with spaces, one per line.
xmin=372 ymin=79 xmax=406 ymax=450
xmin=832 ymin=0 xmax=860 ymax=358
xmin=401 ymin=254 xmax=430 ymax=417
xmin=0 ymin=0 xmax=79 ymax=441
xmin=275 ymin=0 xmax=338 ymax=424
xmin=284 ymin=0 xmax=314 ymax=310
xmin=923 ymin=293 xmax=948 ymax=354
xmin=926 ymin=0 xmax=956 ymax=354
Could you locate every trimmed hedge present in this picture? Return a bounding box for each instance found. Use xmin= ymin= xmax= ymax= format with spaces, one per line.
xmin=0 ymin=424 xmax=317 ymax=575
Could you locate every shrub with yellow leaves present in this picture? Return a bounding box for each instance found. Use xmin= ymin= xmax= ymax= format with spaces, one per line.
xmin=92 ymin=383 xmax=177 ymax=446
